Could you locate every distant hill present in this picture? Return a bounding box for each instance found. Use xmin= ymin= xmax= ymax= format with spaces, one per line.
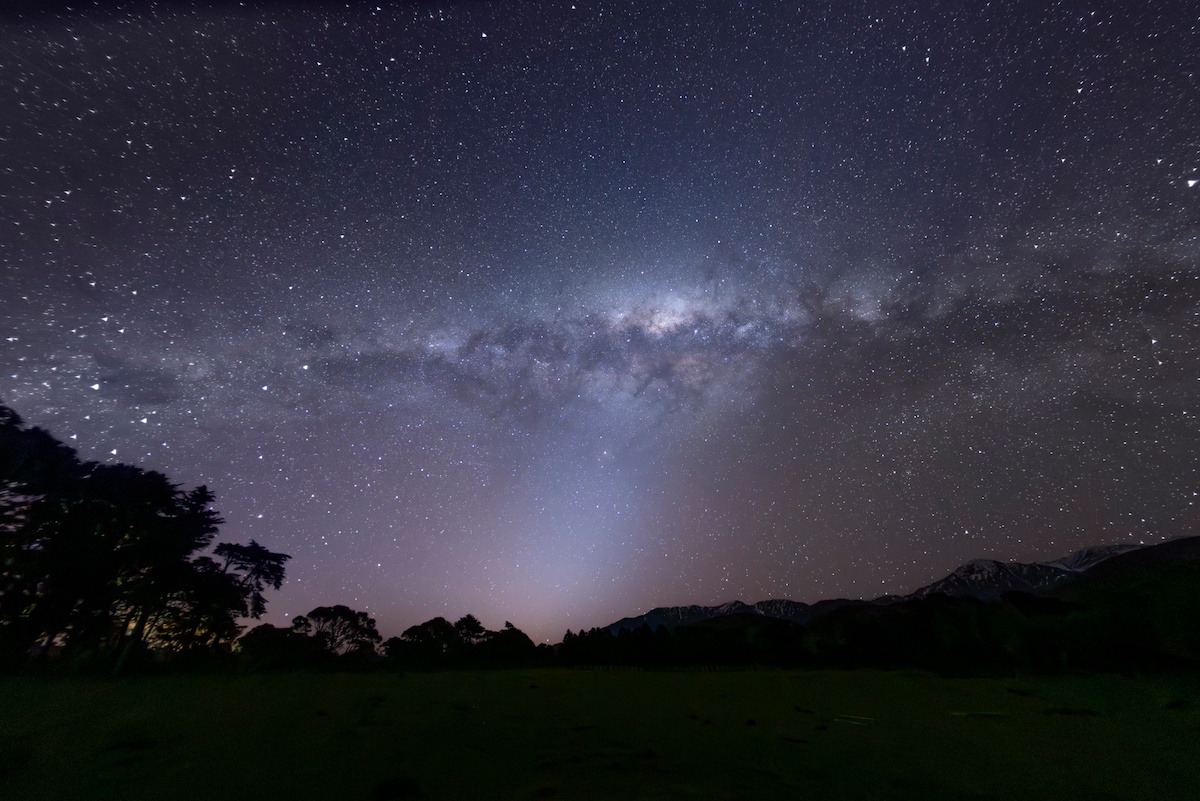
xmin=1041 ymin=543 xmax=1143 ymax=573
xmin=606 ymin=597 xmax=877 ymax=634
xmin=907 ymin=559 xmax=1073 ymax=601
xmin=605 ymin=540 xmax=1159 ymax=634
xmin=908 ymin=542 xmax=1145 ymax=600
xmin=1044 ymin=536 xmax=1200 ymax=664
xmin=1060 ymin=536 xmax=1200 ymax=582
xmin=575 ymin=536 xmax=1200 ymax=672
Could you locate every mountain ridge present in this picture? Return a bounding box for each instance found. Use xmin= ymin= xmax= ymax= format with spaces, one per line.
xmin=605 ymin=540 xmax=1155 ymax=634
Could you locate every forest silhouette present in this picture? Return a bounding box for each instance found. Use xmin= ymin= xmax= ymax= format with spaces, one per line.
xmin=3 ymin=402 xmax=1198 ymax=676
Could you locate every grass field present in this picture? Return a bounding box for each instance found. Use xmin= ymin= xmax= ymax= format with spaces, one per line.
xmin=1 ymin=668 xmax=1197 ymax=800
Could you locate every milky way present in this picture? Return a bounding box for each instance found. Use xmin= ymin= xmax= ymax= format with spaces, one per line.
xmin=2 ymin=1 xmax=1199 ymax=641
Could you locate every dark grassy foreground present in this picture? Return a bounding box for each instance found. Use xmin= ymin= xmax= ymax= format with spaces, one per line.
xmin=1 ymin=669 xmax=1197 ymax=801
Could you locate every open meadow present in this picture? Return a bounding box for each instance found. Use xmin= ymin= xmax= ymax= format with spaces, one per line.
xmin=1 ymin=669 xmax=1197 ymax=801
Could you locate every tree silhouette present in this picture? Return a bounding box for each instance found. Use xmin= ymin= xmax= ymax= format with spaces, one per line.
xmin=15 ymin=462 xmax=212 ymax=661
xmin=454 ymin=613 xmax=486 ymax=645
xmin=238 ymin=623 xmax=325 ymax=669
xmin=151 ymin=555 xmax=248 ymax=653
xmin=384 ymin=616 xmax=461 ymax=666
xmin=214 ymin=540 xmax=291 ymax=618
xmin=384 ymin=615 xmax=540 ymax=668
xmin=0 ymin=403 xmax=290 ymax=669
xmin=104 ymin=475 xmax=225 ymax=665
xmin=148 ymin=541 xmax=292 ymax=658
xmin=1 ymin=405 xmax=88 ymax=657
xmin=399 ymin=616 xmax=458 ymax=651
xmin=477 ymin=621 xmax=537 ymax=665
xmin=292 ymin=605 xmax=382 ymax=655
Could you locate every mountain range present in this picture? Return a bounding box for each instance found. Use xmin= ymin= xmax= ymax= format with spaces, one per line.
xmin=606 ymin=541 xmax=1151 ymax=634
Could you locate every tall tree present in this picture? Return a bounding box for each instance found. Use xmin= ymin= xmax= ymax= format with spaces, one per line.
xmin=152 ymin=555 xmax=248 ymax=652
xmin=454 ymin=613 xmax=486 ymax=646
xmin=104 ymin=475 xmax=225 ymax=660
xmin=1 ymin=404 xmax=87 ymax=655
xmin=150 ymin=541 xmax=291 ymax=656
xmin=0 ymin=403 xmax=289 ymax=668
xmin=214 ymin=540 xmax=291 ymax=618
xmin=292 ymin=605 xmax=382 ymax=655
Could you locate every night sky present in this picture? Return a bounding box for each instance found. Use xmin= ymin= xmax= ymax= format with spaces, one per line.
xmin=2 ymin=1 xmax=1198 ymax=643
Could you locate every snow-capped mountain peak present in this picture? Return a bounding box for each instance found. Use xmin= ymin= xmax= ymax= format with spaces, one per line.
xmin=1040 ymin=543 xmax=1142 ymax=573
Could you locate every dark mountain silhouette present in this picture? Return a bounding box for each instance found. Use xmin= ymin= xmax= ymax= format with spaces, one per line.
xmin=1041 ymin=543 xmax=1143 ymax=573
xmin=1060 ymin=536 xmax=1200 ymax=581
xmin=908 ymin=542 xmax=1143 ymax=599
xmin=908 ymin=560 xmax=1073 ymax=600
xmin=1043 ymin=536 xmax=1200 ymax=665
xmin=606 ymin=598 xmax=882 ymax=634
xmin=605 ymin=540 xmax=1161 ymax=634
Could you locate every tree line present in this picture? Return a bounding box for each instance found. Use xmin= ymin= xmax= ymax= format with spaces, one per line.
xmin=0 ymin=403 xmax=545 ymax=673
xmin=238 ymin=611 xmax=542 ymax=670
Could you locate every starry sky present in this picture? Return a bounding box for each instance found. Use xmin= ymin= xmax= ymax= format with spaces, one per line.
xmin=2 ymin=0 xmax=1198 ymax=643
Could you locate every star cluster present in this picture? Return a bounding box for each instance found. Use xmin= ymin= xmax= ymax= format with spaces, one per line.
xmin=2 ymin=1 xmax=1198 ymax=641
